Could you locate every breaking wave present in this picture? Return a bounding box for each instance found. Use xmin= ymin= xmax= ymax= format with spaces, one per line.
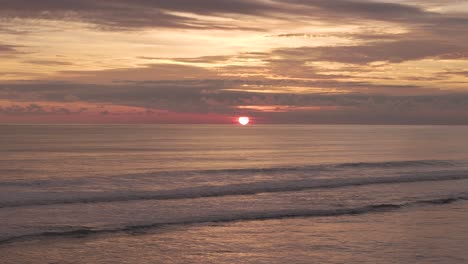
xmin=1 ymin=171 xmax=468 ymax=209
xmin=1 ymin=194 xmax=467 ymax=245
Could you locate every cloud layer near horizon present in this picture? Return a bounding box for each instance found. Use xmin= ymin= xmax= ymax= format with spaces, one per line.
xmin=1 ymin=0 xmax=468 ymax=124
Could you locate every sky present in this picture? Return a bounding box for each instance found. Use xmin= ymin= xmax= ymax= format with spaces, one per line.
xmin=1 ymin=0 xmax=468 ymax=124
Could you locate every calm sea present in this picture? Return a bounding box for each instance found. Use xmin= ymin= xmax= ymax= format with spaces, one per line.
xmin=1 ymin=125 xmax=468 ymax=263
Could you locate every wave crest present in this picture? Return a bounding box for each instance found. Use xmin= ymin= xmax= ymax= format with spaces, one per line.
xmin=1 ymin=172 xmax=468 ymax=209
xmin=1 ymin=195 xmax=467 ymax=245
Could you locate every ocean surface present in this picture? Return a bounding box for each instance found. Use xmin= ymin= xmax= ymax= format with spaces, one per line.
xmin=1 ymin=124 xmax=468 ymax=264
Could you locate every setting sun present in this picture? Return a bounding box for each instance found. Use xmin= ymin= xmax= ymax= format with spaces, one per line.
xmin=238 ymin=116 xmax=250 ymax=125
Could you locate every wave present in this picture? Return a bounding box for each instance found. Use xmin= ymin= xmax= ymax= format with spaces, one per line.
xmin=1 ymin=172 xmax=468 ymax=209
xmin=0 ymin=159 xmax=462 ymax=188
xmin=181 ymin=159 xmax=459 ymax=174
xmin=335 ymin=160 xmax=458 ymax=168
xmin=1 ymin=195 xmax=467 ymax=245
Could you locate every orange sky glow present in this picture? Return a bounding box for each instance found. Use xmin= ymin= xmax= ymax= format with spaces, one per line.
xmin=1 ymin=0 xmax=468 ymax=124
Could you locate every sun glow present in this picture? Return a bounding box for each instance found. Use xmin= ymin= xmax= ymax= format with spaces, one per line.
xmin=238 ymin=116 xmax=250 ymax=125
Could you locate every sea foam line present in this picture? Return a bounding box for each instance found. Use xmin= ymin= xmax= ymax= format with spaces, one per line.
xmin=1 ymin=172 xmax=468 ymax=209
xmin=1 ymin=195 xmax=467 ymax=245
xmin=0 ymin=159 xmax=460 ymax=187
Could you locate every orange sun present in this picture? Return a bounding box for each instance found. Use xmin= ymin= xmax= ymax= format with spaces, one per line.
xmin=238 ymin=116 xmax=250 ymax=125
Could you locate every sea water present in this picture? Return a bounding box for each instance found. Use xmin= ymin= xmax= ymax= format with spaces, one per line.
xmin=1 ymin=125 xmax=467 ymax=263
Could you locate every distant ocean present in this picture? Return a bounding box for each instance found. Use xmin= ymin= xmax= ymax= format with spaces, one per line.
xmin=1 ymin=125 xmax=468 ymax=264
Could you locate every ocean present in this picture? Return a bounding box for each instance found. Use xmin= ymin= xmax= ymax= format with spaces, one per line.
xmin=1 ymin=124 xmax=468 ymax=263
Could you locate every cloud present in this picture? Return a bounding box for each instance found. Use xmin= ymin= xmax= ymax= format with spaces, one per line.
xmin=277 ymin=0 xmax=468 ymax=28
xmin=166 ymin=56 xmax=233 ymax=64
xmin=0 ymin=0 xmax=278 ymax=30
xmin=437 ymin=51 xmax=468 ymax=60
xmin=279 ymin=0 xmax=426 ymax=21
xmin=138 ymin=55 xmax=233 ymax=64
xmin=55 ymin=63 xmax=216 ymax=84
xmin=1 ymin=78 xmax=468 ymax=124
xmin=23 ymin=60 xmax=74 ymax=66
xmin=0 ymin=0 xmax=275 ymax=17
xmin=0 ymin=44 xmax=18 ymax=54
xmin=0 ymin=104 xmax=46 ymax=115
xmin=1 ymin=0 xmax=466 ymax=32
xmin=1 ymin=1 xmax=468 ymax=124
xmin=444 ymin=71 xmax=468 ymax=77
xmin=271 ymin=39 xmax=463 ymax=64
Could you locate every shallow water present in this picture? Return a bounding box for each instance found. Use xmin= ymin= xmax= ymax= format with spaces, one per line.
xmin=1 ymin=125 xmax=467 ymax=263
